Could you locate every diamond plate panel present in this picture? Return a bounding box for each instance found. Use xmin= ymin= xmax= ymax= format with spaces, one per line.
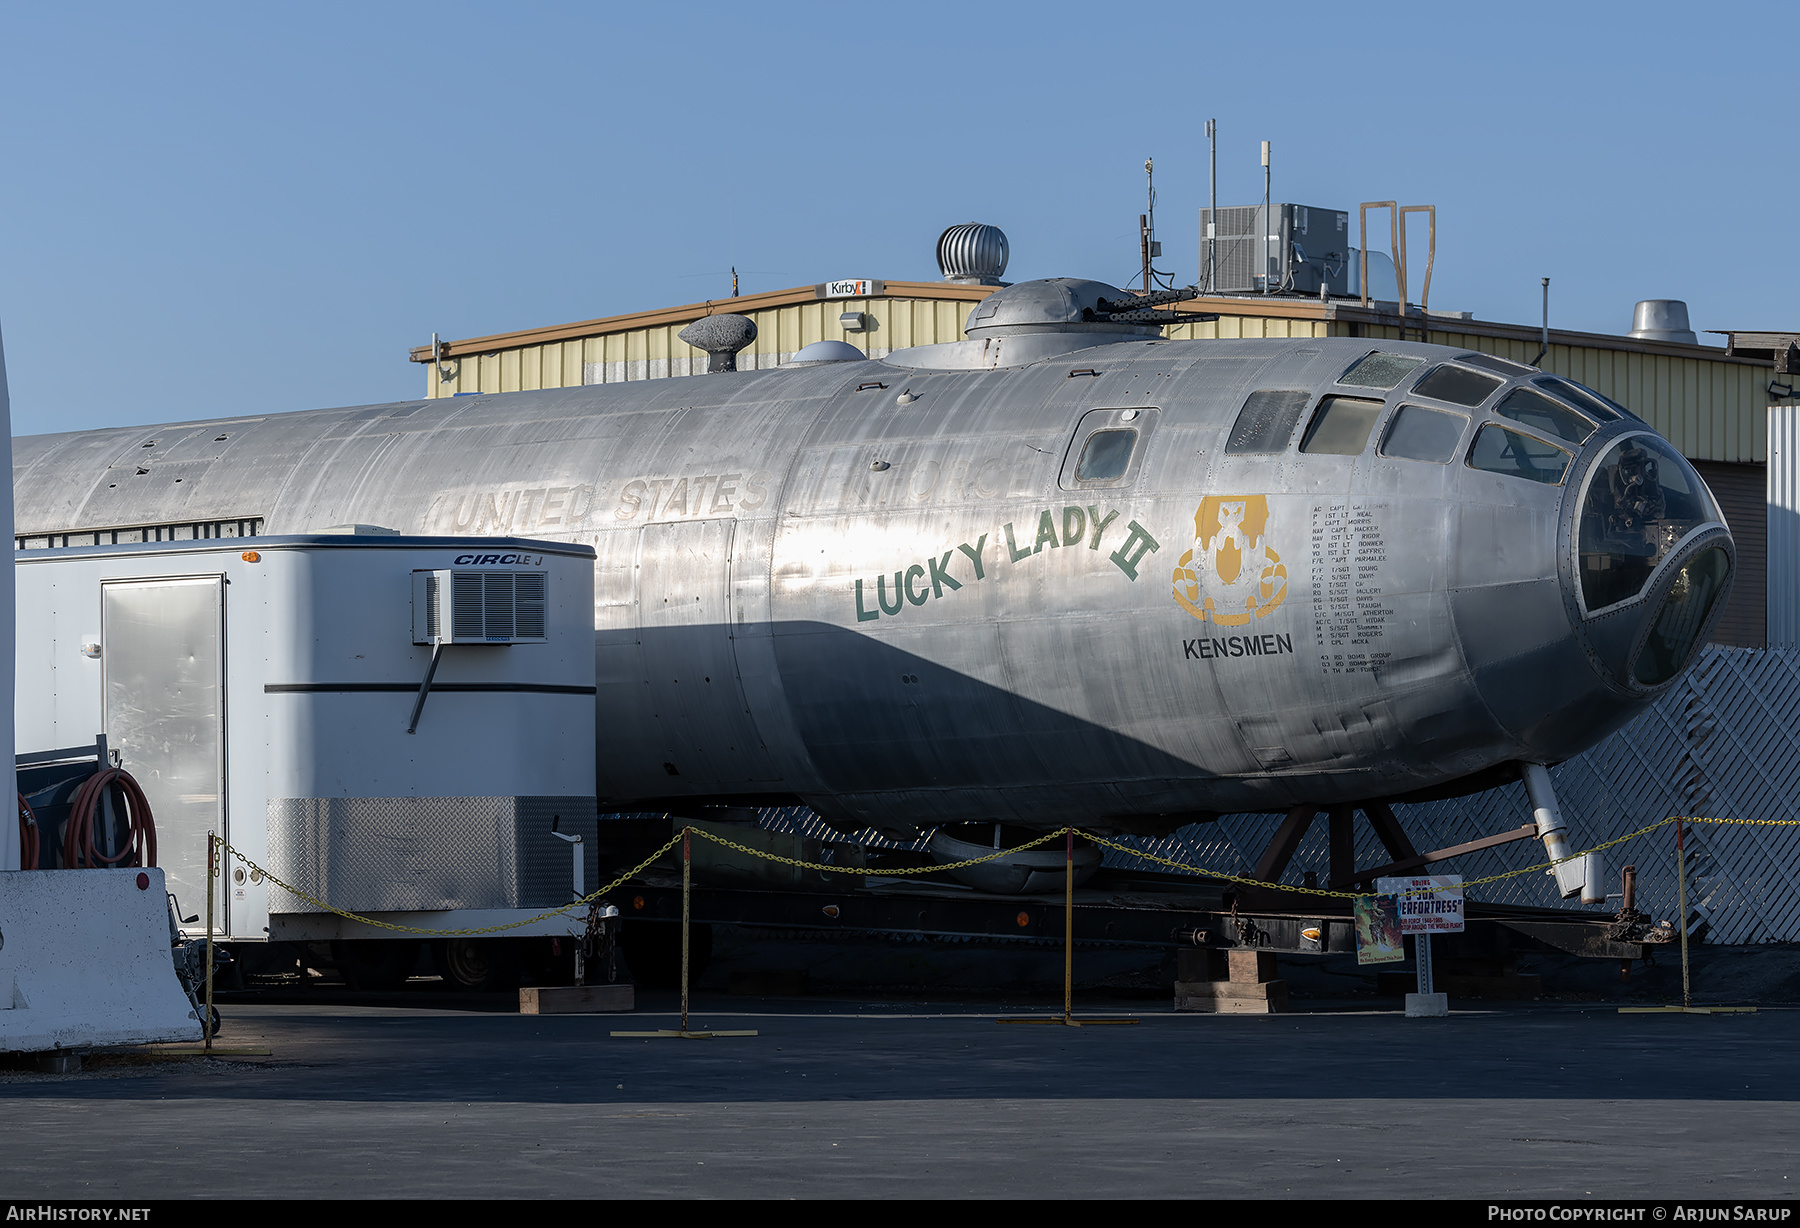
xmin=268 ymin=796 xmax=597 ymax=913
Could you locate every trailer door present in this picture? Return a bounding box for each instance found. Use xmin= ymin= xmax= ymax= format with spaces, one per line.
xmin=101 ymin=576 xmax=225 ymax=934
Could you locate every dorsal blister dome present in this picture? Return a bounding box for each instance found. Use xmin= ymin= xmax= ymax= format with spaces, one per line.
xmin=963 ymin=278 xmax=1164 ymax=339
xmin=787 ymin=339 xmax=865 ymax=365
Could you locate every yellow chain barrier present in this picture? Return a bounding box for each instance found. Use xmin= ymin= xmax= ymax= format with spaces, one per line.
xmin=212 ymin=811 xmax=1800 ymax=930
xmin=690 ymin=814 xmax=1800 ymax=901
xmin=685 ymin=822 xmax=1658 ymax=900
xmin=683 ymin=825 xmax=1065 ymax=875
xmin=212 ymin=831 xmax=685 ymax=937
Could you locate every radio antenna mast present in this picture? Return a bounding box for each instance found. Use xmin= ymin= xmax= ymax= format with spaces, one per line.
xmin=1205 ymin=120 xmax=1217 ymax=293
xmin=1261 ymin=140 xmax=1272 ymax=295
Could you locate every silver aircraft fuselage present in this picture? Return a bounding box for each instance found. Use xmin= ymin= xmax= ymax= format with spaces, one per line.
xmin=13 ymin=283 xmax=1735 ymax=837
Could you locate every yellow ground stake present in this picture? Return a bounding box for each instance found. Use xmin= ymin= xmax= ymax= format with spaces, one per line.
xmin=613 ymin=828 xmax=757 ymax=1040
xmin=1618 ymin=817 xmax=1757 ymax=1016
xmin=999 ymin=831 xmax=1138 ymax=1028
xmin=1618 ymin=1007 xmax=1756 ymax=1014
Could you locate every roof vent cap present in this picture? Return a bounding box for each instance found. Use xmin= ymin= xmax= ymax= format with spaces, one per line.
xmin=1630 ymin=300 xmax=1697 ymax=344
xmin=679 ymin=314 xmax=757 ymax=372
xmin=937 ymin=223 xmax=1009 ymax=285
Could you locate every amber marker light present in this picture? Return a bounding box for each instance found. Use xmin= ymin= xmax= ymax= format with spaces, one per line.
xmin=241 ymin=551 xmax=261 ymax=562
xmin=1015 ymin=911 xmax=1030 ymax=927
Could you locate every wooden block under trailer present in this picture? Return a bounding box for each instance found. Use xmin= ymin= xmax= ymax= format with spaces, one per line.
xmin=518 ymin=985 xmax=636 ymax=1014
xmin=1173 ymin=979 xmax=1288 ymax=1014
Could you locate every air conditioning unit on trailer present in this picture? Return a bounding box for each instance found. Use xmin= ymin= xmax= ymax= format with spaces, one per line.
xmin=412 ymin=569 xmax=549 ymax=644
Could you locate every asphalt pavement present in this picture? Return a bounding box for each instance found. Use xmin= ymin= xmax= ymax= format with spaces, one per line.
xmin=1 ymin=992 xmax=1794 ymax=1199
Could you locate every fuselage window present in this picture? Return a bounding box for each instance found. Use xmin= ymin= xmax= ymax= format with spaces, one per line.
xmin=1411 ymin=364 xmax=1504 ymax=408
xmin=1467 ymin=424 xmax=1571 ymax=485
xmin=1378 ymin=405 xmax=1467 ymax=463
xmin=1226 ymin=390 xmax=1311 ymax=454
xmin=1494 ymin=386 xmax=1597 ymax=445
xmin=1075 ymin=429 xmax=1138 ymax=483
xmin=1338 ymin=352 xmax=1425 ymax=389
xmin=1299 ymin=396 xmax=1385 ymax=456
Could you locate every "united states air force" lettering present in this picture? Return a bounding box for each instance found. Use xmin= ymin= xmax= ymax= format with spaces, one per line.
xmin=1183 ymin=633 xmax=1294 ymax=661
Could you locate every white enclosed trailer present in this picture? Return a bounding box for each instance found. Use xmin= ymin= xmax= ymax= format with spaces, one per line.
xmin=14 ymin=534 xmax=598 ymax=948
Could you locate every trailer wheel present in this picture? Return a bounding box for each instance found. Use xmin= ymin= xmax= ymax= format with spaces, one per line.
xmin=620 ymin=920 xmax=712 ymax=989
xmin=433 ymin=938 xmax=521 ymax=993
xmin=331 ymin=940 xmax=420 ymax=992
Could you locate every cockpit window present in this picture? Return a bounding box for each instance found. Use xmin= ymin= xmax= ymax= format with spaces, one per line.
xmin=1467 ymin=424 xmax=1571 ymax=485
xmin=1226 ymin=390 xmax=1311 ymax=454
xmin=1536 ymin=376 xmax=1629 ymax=422
xmin=1459 ymin=353 xmax=1537 ymax=378
xmin=1299 ymin=396 xmax=1384 ymax=456
xmin=1495 ymin=386 xmax=1597 ymax=445
xmin=1075 ymin=429 xmax=1137 ymax=482
xmin=1338 ymin=352 xmax=1425 ymax=389
xmin=1578 ymin=434 xmax=1721 ymax=613
xmin=1411 ymin=364 xmax=1505 ymax=408
xmin=1379 ymin=405 xmax=1467 ymax=463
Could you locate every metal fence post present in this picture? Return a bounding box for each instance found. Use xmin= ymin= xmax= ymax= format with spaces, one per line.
xmin=681 ymin=827 xmax=691 ymax=1036
xmin=204 ymin=831 xmax=216 ymax=1053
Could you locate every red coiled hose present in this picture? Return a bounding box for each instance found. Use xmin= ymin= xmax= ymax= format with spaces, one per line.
xmin=62 ymin=767 xmax=157 ymax=869
xmin=17 ymin=792 xmax=39 ymax=871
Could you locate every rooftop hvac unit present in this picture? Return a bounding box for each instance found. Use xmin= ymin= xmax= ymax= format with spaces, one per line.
xmin=412 ymin=569 xmax=548 ymax=644
xmin=1200 ymin=203 xmax=1349 ymax=296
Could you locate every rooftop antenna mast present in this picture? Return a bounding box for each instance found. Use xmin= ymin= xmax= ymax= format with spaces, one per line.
xmin=1204 ymin=120 xmax=1217 ymax=294
xmin=1532 ymin=277 xmax=1551 ymax=366
xmin=1139 ymin=158 xmax=1154 ymax=294
xmin=1260 ymin=140 xmax=1272 ymax=295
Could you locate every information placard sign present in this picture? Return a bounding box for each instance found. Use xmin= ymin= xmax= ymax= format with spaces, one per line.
xmin=1375 ymin=875 xmax=1465 ymax=934
xmin=1354 ymin=893 xmax=1405 ymax=965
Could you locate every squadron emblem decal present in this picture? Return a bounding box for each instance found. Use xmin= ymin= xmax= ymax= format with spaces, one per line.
xmin=1172 ymin=495 xmax=1289 ymax=625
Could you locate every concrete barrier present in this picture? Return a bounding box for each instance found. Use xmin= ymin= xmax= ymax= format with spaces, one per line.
xmin=0 ymin=867 xmax=203 ymax=1052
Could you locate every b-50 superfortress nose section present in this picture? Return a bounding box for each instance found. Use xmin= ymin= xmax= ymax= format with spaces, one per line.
xmin=10 ymin=279 xmax=1733 ymax=876
xmin=1445 ymin=369 xmax=1733 ymax=765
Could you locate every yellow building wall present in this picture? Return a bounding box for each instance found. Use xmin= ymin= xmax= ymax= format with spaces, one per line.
xmin=425 ymin=300 xmax=1765 ymax=466
xmin=426 ymin=296 xmax=977 ymax=400
xmin=1338 ymin=322 xmax=1766 ymax=465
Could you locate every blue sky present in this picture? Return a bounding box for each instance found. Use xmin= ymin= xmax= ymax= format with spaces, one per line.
xmin=0 ymin=1 xmax=1789 ymax=436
